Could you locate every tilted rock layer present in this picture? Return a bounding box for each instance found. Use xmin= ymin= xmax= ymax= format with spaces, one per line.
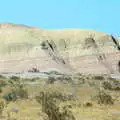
xmin=0 ymin=23 xmax=120 ymax=74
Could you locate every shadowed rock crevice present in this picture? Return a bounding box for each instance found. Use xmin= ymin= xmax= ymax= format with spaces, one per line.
xmin=111 ymin=35 xmax=120 ymax=51
xmin=41 ymin=40 xmax=70 ymax=65
xmin=118 ymin=61 xmax=120 ymax=72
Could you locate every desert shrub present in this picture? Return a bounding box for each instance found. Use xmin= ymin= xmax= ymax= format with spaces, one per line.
xmin=95 ymin=90 xmax=114 ymax=105
xmin=0 ymin=99 xmax=6 ymax=116
xmin=57 ymin=75 xmax=73 ymax=83
xmin=47 ymin=76 xmax=56 ymax=84
xmin=0 ymin=87 xmax=2 ymax=93
xmin=102 ymin=80 xmax=120 ymax=90
xmin=36 ymin=84 xmax=76 ymax=120
xmin=47 ymin=74 xmax=72 ymax=84
xmin=102 ymin=81 xmax=112 ymax=90
xmin=111 ymin=79 xmax=120 ymax=90
xmin=0 ymin=75 xmax=3 ymax=78
xmin=63 ymin=75 xmax=72 ymax=81
xmin=93 ymin=75 xmax=105 ymax=80
xmin=75 ymin=72 xmax=82 ymax=76
xmin=3 ymin=91 xmax=18 ymax=101
xmin=17 ymin=88 xmax=28 ymax=99
xmin=30 ymin=77 xmax=40 ymax=82
xmin=0 ymin=80 xmax=7 ymax=88
xmin=36 ymin=90 xmax=74 ymax=104
xmin=10 ymin=76 xmax=20 ymax=81
xmin=8 ymin=77 xmax=24 ymax=88
xmin=73 ymin=73 xmax=88 ymax=81
xmin=36 ymin=91 xmax=75 ymax=120
xmin=3 ymin=88 xmax=28 ymax=102
xmin=0 ymin=75 xmax=6 ymax=79
xmin=3 ymin=78 xmax=28 ymax=102
xmin=0 ymin=80 xmax=7 ymax=94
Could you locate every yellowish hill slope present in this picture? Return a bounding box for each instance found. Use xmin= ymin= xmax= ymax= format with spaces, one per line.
xmin=0 ymin=23 xmax=119 ymax=74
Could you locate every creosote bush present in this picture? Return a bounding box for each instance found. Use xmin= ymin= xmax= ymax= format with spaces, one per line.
xmin=36 ymin=91 xmax=75 ymax=120
xmin=0 ymin=99 xmax=6 ymax=116
xmin=93 ymin=75 xmax=105 ymax=80
xmin=10 ymin=76 xmax=20 ymax=81
xmin=3 ymin=78 xmax=28 ymax=102
xmin=102 ymin=81 xmax=112 ymax=90
xmin=36 ymin=85 xmax=75 ymax=120
xmin=3 ymin=88 xmax=28 ymax=102
xmin=102 ymin=79 xmax=120 ymax=90
xmin=0 ymin=80 xmax=7 ymax=88
xmin=95 ymin=90 xmax=114 ymax=105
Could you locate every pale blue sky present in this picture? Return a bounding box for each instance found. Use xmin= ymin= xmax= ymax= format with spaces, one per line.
xmin=0 ymin=0 xmax=120 ymax=36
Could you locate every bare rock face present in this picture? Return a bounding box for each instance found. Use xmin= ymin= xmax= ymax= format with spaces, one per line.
xmin=0 ymin=23 xmax=119 ymax=74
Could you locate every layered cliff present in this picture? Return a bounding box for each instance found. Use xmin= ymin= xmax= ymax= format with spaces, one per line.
xmin=0 ymin=23 xmax=119 ymax=74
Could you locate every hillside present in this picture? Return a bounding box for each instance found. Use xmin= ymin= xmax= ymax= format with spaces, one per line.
xmin=0 ymin=23 xmax=120 ymax=74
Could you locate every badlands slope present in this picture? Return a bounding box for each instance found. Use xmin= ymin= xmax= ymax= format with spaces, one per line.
xmin=0 ymin=23 xmax=119 ymax=74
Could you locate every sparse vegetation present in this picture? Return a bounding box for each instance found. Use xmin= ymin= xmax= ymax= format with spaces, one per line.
xmin=0 ymin=23 xmax=120 ymax=120
xmin=47 ymin=70 xmax=62 ymax=75
xmin=10 ymin=76 xmax=20 ymax=81
xmin=3 ymin=77 xmax=28 ymax=102
xmin=102 ymin=81 xmax=112 ymax=90
xmin=36 ymin=86 xmax=75 ymax=120
xmin=3 ymin=87 xmax=28 ymax=102
xmin=0 ymin=75 xmax=6 ymax=79
xmin=0 ymin=99 xmax=6 ymax=116
xmin=0 ymin=87 xmax=2 ymax=93
xmin=0 ymin=74 xmax=119 ymax=119
xmin=95 ymin=90 xmax=114 ymax=105
xmin=93 ymin=75 xmax=105 ymax=80
xmin=102 ymin=79 xmax=120 ymax=90
xmin=0 ymin=80 xmax=7 ymax=88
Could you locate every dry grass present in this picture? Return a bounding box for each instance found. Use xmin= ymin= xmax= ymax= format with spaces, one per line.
xmin=0 ymin=74 xmax=120 ymax=120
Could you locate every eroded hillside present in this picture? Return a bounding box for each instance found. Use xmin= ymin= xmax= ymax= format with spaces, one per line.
xmin=0 ymin=23 xmax=120 ymax=74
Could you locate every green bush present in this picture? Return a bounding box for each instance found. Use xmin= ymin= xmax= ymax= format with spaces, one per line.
xmin=3 ymin=91 xmax=18 ymax=101
xmin=3 ymin=88 xmax=28 ymax=102
xmin=3 ymin=78 xmax=28 ymax=102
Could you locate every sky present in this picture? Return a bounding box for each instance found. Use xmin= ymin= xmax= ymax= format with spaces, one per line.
xmin=0 ymin=0 xmax=120 ymax=36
